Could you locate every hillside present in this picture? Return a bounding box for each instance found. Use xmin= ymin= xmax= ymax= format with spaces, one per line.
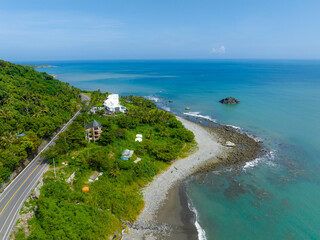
xmin=12 ymin=94 xmax=196 ymax=239
xmin=0 ymin=60 xmax=81 ymax=185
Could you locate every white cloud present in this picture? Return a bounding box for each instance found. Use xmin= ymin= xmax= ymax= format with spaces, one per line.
xmin=212 ymin=45 xmax=226 ymax=54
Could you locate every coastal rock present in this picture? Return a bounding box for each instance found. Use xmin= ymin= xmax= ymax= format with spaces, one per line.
xmin=219 ymin=97 xmax=240 ymax=104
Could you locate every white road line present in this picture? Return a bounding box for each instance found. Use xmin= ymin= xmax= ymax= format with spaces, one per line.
xmin=0 ymin=110 xmax=80 ymax=201
xmin=1 ymin=163 xmax=49 ymax=239
xmin=0 ymin=162 xmax=48 ymax=235
xmin=0 ymin=97 xmax=89 ymax=239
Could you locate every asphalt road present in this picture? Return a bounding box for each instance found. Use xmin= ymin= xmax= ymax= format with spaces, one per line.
xmin=0 ymin=93 xmax=90 ymax=240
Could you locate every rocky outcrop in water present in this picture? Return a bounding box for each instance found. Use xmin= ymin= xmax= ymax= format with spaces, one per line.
xmin=219 ymin=97 xmax=240 ymax=104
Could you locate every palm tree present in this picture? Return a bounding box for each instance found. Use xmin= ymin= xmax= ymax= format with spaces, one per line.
xmin=0 ymin=108 xmax=13 ymax=124
xmin=0 ymin=131 xmax=15 ymax=149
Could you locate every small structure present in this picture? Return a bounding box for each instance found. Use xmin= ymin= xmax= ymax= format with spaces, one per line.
xmin=134 ymin=157 xmax=141 ymax=164
xmin=82 ymin=186 xmax=90 ymax=192
xmin=135 ymin=134 xmax=143 ymax=142
xmin=86 ymin=120 xmax=102 ymax=142
xmin=103 ymin=94 xmax=127 ymax=113
xmin=90 ymin=107 xmax=105 ymax=114
xmin=66 ymin=172 xmax=75 ymax=183
xmin=121 ymin=149 xmax=134 ymax=160
xmin=88 ymin=171 xmax=100 ymax=182
xmin=15 ymin=133 xmax=25 ymax=138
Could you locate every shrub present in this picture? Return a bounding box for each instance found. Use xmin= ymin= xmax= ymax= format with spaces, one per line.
xmin=100 ymin=130 xmax=116 ymax=145
xmin=87 ymin=150 xmax=114 ymax=171
xmin=171 ymin=128 xmax=195 ymax=142
xmin=167 ymin=118 xmax=183 ymax=128
xmin=153 ymin=144 xmax=178 ymax=161
xmin=134 ymin=160 xmax=158 ymax=179
xmin=118 ymin=116 xmax=139 ymax=129
xmin=114 ymin=128 xmax=127 ymax=139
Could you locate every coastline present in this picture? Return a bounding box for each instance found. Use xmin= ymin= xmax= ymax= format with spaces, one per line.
xmin=122 ymin=116 xmax=226 ymax=239
xmin=122 ymin=114 xmax=264 ymax=240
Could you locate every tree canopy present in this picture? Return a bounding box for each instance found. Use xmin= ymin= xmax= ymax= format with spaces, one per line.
xmin=0 ymin=60 xmax=80 ymax=185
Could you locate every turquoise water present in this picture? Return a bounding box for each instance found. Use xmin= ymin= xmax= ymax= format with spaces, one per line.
xmin=32 ymin=60 xmax=320 ymax=239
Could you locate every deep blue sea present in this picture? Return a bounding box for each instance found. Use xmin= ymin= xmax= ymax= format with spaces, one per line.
xmin=32 ymin=60 xmax=320 ymax=240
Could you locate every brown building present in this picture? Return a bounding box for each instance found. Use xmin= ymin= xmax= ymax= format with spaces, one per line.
xmin=85 ymin=119 xmax=102 ymax=142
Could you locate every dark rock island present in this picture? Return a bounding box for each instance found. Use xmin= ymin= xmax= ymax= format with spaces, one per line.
xmin=219 ymin=97 xmax=240 ymax=104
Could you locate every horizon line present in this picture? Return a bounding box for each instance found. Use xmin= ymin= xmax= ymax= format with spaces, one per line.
xmin=11 ymin=58 xmax=320 ymax=63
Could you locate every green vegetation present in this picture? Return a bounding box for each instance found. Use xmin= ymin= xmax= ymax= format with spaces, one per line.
xmin=24 ymin=95 xmax=195 ymax=240
xmin=81 ymin=89 xmax=109 ymax=106
xmin=0 ymin=60 xmax=81 ymax=185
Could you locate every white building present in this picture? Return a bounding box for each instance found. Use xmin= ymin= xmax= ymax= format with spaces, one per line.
xmin=103 ymin=94 xmax=126 ymax=113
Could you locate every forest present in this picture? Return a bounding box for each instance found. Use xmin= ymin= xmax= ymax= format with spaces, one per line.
xmin=0 ymin=60 xmax=81 ymax=185
xmin=19 ymin=94 xmax=195 ymax=240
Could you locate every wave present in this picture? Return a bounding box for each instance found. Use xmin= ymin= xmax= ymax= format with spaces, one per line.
xmin=226 ymin=124 xmax=241 ymax=130
xmin=183 ymin=112 xmax=217 ymax=123
xmin=226 ymin=125 xmax=264 ymax=143
xmin=158 ymin=105 xmax=171 ymax=112
xmin=144 ymin=95 xmax=160 ymax=102
xmin=243 ymin=150 xmax=276 ymax=171
xmin=246 ymin=133 xmax=264 ymax=143
xmin=187 ymin=200 xmax=207 ymax=240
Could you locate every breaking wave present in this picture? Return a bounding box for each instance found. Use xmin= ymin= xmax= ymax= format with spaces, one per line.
xmin=226 ymin=125 xmax=264 ymax=143
xmin=243 ymin=150 xmax=277 ymax=171
xmin=183 ymin=112 xmax=217 ymax=123
xmin=144 ymin=96 xmax=160 ymax=102
xmin=187 ymin=199 xmax=207 ymax=240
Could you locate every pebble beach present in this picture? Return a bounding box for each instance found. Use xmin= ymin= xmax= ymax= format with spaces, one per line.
xmin=122 ymin=116 xmax=225 ymax=239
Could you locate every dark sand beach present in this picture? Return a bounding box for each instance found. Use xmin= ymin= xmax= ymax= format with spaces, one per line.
xmin=156 ymin=183 xmax=198 ymax=240
xmin=122 ymin=116 xmax=263 ymax=240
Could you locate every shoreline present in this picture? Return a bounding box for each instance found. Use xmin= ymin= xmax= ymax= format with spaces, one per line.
xmin=122 ymin=114 xmax=264 ymax=240
xmin=122 ymin=116 xmax=226 ymax=239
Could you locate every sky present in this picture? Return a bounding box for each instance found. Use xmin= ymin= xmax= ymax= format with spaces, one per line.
xmin=1 ymin=0 xmax=320 ymax=61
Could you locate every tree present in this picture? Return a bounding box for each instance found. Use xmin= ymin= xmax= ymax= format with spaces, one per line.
xmin=100 ymin=130 xmax=116 ymax=145
xmin=114 ymin=128 xmax=127 ymax=139
xmin=153 ymin=144 xmax=178 ymax=161
xmin=167 ymin=118 xmax=182 ymax=128
xmin=66 ymin=122 xmax=87 ymax=149
xmin=117 ymin=116 xmax=139 ymax=129
xmin=0 ymin=60 xmax=81 ymax=185
xmin=171 ymin=128 xmax=195 ymax=142
xmin=87 ymin=150 xmax=114 ymax=171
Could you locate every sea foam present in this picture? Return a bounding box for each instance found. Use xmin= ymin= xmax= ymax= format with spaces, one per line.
xmin=187 ymin=200 xmax=207 ymax=240
xmin=144 ymin=96 xmax=160 ymax=102
xmin=145 ymin=95 xmax=171 ymax=112
xmin=227 ymin=125 xmax=264 ymax=143
xmin=243 ymin=150 xmax=276 ymax=170
xmin=183 ymin=112 xmax=217 ymax=123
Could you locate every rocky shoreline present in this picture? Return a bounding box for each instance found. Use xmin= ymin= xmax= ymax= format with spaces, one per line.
xmin=122 ymin=115 xmax=265 ymax=240
xmin=200 ymin=124 xmax=265 ymax=173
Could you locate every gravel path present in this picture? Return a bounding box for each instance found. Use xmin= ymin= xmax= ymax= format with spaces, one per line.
xmin=123 ymin=116 xmax=224 ymax=239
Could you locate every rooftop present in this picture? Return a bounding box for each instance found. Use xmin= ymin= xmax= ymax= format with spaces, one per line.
xmin=86 ymin=119 xmax=102 ymax=129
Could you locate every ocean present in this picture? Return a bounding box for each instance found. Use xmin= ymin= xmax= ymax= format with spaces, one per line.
xmin=32 ymin=60 xmax=320 ymax=240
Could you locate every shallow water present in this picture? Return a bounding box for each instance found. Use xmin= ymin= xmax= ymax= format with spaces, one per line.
xmin=31 ymin=60 xmax=320 ymax=240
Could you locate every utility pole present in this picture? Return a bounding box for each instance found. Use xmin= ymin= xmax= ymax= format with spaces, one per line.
xmin=53 ymin=158 xmax=56 ymax=178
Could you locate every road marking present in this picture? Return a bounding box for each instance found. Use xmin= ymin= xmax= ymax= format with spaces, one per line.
xmin=0 ymin=163 xmax=49 ymax=240
xmin=0 ymin=162 xmax=48 ymax=240
xmin=0 ymin=110 xmax=80 ymax=202
xmin=0 ymin=158 xmax=46 ymax=216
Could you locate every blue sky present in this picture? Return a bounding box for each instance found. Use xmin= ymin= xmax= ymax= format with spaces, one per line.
xmin=1 ymin=0 xmax=320 ymax=60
